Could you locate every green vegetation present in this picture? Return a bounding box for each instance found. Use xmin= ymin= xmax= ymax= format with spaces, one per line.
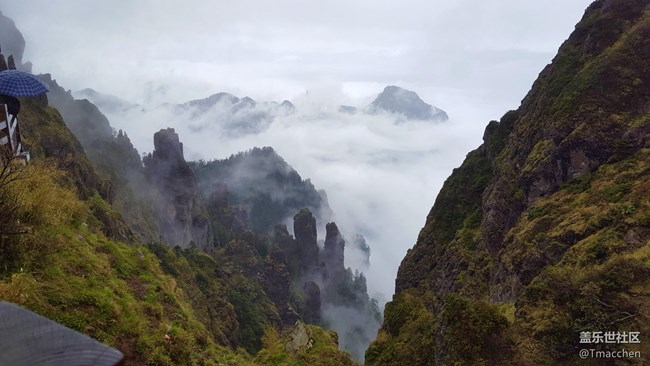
xmin=419 ymin=147 xmax=492 ymax=246
xmin=255 ymin=325 xmax=357 ymax=366
xmin=366 ymin=291 xmax=509 ymax=366
xmin=0 ymin=97 xmax=357 ymax=365
xmin=0 ymin=162 xmax=224 ymax=365
xmin=370 ymin=1 xmax=650 ymax=365
xmin=190 ymin=147 xmax=329 ymax=235
xmin=0 ymin=155 xmax=357 ymax=365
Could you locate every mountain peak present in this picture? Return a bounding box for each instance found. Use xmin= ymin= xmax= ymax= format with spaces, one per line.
xmin=368 ymin=85 xmax=448 ymax=121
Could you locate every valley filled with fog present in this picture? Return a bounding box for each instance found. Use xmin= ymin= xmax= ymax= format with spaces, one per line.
xmin=76 ymin=85 xmax=499 ymax=304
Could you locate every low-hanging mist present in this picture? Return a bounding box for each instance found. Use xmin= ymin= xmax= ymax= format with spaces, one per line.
xmin=84 ymin=86 xmax=496 ymax=304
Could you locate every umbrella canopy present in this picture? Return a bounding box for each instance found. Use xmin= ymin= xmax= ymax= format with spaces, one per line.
xmin=0 ymin=302 xmax=125 ymax=366
xmin=0 ymin=70 xmax=49 ymax=97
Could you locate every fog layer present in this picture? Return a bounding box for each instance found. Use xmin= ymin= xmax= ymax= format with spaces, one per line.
xmin=87 ymin=87 xmax=496 ymax=302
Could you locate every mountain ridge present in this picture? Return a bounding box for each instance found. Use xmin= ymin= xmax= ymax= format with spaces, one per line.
xmin=367 ymin=85 xmax=448 ymax=122
xmin=367 ymin=0 xmax=650 ymax=364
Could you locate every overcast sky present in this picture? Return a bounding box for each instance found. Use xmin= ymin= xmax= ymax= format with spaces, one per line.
xmin=2 ymin=0 xmax=592 ymax=106
xmin=0 ymin=0 xmax=595 ymax=301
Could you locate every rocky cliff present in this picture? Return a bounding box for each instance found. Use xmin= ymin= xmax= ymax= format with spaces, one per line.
xmin=367 ymin=1 xmax=650 ymax=365
xmin=143 ymin=128 xmax=214 ymax=250
xmin=322 ymin=222 xmax=346 ymax=279
xmin=0 ymin=11 xmax=30 ymax=71
xmin=43 ymin=75 xmax=115 ymax=146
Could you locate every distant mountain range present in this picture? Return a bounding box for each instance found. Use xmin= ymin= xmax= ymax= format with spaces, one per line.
xmin=74 ymin=85 xmax=448 ymax=137
xmin=178 ymin=92 xmax=296 ymax=136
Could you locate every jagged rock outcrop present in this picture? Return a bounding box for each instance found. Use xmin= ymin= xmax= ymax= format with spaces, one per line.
xmin=143 ymin=128 xmax=213 ymax=250
xmin=322 ymin=222 xmax=346 ymax=279
xmin=368 ymin=85 xmax=448 ymax=121
xmin=269 ymin=207 xmax=380 ymax=362
xmin=293 ymin=208 xmax=320 ymax=273
xmin=6 ymin=54 xmax=15 ymax=70
xmin=368 ymin=1 xmax=650 ymax=365
xmin=274 ymin=210 xmax=320 ymax=279
xmin=274 ymin=224 xmax=294 ymax=248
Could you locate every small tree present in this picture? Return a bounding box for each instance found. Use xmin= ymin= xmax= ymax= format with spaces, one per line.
xmin=0 ymin=146 xmax=27 ymax=272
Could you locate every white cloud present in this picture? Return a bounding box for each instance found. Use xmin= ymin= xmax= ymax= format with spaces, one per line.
xmin=93 ymin=88 xmax=492 ymax=302
xmin=1 ymin=0 xmax=592 ymax=104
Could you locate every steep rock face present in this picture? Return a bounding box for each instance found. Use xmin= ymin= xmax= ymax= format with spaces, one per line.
xmin=369 ymin=1 xmax=650 ymax=365
xmin=0 ymin=11 xmax=29 ymax=71
xmin=41 ymin=74 xmax=114 ymax=145
xmin=274 ymin=209 xmax=321 ymax=277
xmin=480 ymin=0 xmax=650 ymax=259
xmin=144 ymin=128 xmax=213 ymax=250
xmin=368 ymin=85 xmax=448 ymax=121
xmin=293 ymin=208 xmax=320 ymax=273
xmin=322 ymin=222 xmax=346 ymax=279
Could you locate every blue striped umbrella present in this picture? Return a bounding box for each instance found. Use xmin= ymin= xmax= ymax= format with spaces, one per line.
xmin=0 ymin=70 xmax=49 ymax=97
